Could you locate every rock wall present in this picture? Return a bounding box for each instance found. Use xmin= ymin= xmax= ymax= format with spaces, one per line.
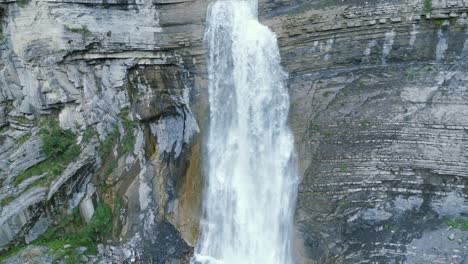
xmin=0 ymin=0 xmax=467 ymax=263
xmin=0 ymin=0 xmax=209 ymax=262
xmin=260 ymin=0 xmax=468 ymax=263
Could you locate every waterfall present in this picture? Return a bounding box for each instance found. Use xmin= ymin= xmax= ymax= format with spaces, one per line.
xmin=193 ymin=1 xmax=299 ymax=263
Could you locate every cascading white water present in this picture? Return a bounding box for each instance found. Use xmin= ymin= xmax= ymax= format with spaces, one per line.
xmin=193 ymin=1 xmax=299 ymax=264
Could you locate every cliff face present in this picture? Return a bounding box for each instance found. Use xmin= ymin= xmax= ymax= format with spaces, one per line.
xmin=0 ymin=0 xmax=467 ymax=263
xmin=0 ymin=0 xmax=210 ymax=262
xmin=260 ymin=0 xmax=468 ymax=263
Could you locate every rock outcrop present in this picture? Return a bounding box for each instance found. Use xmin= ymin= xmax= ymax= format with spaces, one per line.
xmin=260 ymin=0 xmax=468 ymax=263
xmin=0 ymin=0 xmax=467 ymax=263
xmin=0 ymin=0 xmax=208 ymax=262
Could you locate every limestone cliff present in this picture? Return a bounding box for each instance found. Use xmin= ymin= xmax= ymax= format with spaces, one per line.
xmin=0 ymin=0 xmax=467 ymax=263
xmin=0 ymin=0 xmax=209 ymax=262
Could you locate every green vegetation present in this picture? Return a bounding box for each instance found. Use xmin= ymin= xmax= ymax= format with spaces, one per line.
xmin=16 ymin=131 xmax=32 ymax=146
xmin=340 ymin=164 xmax=349 ymax=172
xmin=0 ymin=196 xmax=15 ymax=207
xmin=425 ymin=65 xmax=435 ymax=72
xmin=0 ymin=207 xmax=85 ymax=263
xmin=338 ymin=200 xmax=353 ymax=209
xmin=432 ymin=18 xmax=446 ymax=26
xmin=99 ymin=108 xmax=136 ymax=157
xmin=81 ymin=126 xmax=97 ymax=144
xmin=34 ymin=203 xmax=111 ymax=263
xmin=423 ymin=0 xmax=432 ymax=13
xmin=113 ymin=196 xmax=122 ymax=216
xmin=0 ymin=245 xmax=26 ymax=263
xmin=79 ymin=202 xmax=113 ymax=241
xmin=405 ymin=65 xmax=435 ymax=80
xmin=28 ymin=203 xmax=112 ymax=264
xmin=322 ymin=130 xmax=335 ymax=137
xmin=383 ymin=223 xmax=398 ymax=231
xmin=41 ymin=120 xmax=80 ymax=161
xmin=100 ymin=125 xmax=118 ymax=157
xmin=0 ymin=18 xmax=3 ymax=41
xmin=10 ymin=115 xmax=34 ymax=124
xmin=454 ymin=23 xmax=467 ymax=31
xmin=118 ymin=108 xmax=137 ymax=155
xmin=322 ymin=91 xmax=331 ymax=97
xmin=16 ymin=0 xmax=30 ymax=7
xmin=360 ymin=119 xmax=370 ymax=128
xmin=14 ymin=119 xmax=80 ymax=187
xmin=445 ymin=217 xmax=468 ymax=231
xmin=311 ymin=124 xmax=321 ymax=132
xmin=126 ymin=80 xmax=138 ymax=101
xmin=104 ymin=159 xmax=117 ymax=177
xmin=405 ymin=67 xmax=417 ymax=80
xmin=65 ymin=25 xmax=92 ymax=39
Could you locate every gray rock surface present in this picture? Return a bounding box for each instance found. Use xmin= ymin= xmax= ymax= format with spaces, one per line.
xmin=259 ymin=0 xmax=468 ymax=263
xmin=0 ymin=0 xmax=207 ymax=262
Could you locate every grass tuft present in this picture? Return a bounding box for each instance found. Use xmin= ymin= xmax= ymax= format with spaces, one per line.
xmin=65 ymin=25 xmax=92 ymax=39
xmin=14 ymin=119 xmax=80 ymax=187
xmin=423 ymin=0 xmax=432 ymax=13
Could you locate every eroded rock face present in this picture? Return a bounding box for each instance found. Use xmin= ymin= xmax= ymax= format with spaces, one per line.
xmin=0 ymin=0 xmax=467 ymax=263
xmin=0 ymin=0 xmax=208 ymax=262
xmin=260 ymin=0 xmax=468 ymax=263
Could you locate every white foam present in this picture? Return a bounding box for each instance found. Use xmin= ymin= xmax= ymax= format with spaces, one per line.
xmin=193 ymin=1 xmax=299 ymax=263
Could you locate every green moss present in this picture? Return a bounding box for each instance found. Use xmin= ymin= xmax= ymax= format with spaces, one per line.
xmin=445 ymin=217 xmax=468 ymax=231
xmin=322 ymin=91 xmax=331 ymax=97
xmin=126 ymin=80 xmax=139 ymax=102
xmin=80 ymin=202 xmax=113 ymax=241
xmin=405 ymin=67 xmax=417 ymax=80
xmin=104 ymin=159 xmax=117 ymax=177
xmin=0 ymin=196 xmax=15 ymax=207
xmin=383 ymin=223 xmax=398 ymax=231
xmin=322 ymin=130 xmax=335 ymax=137
xmin=33 ymin=203 xmax=111 ymax=263
xmin=340 ymin=164 xmax=348 ymax=172
xmin=40 ymin=121 xmax=79 ymax=160
xmin=338 ymin=200 xmax=353 ymax=209
xmin=14 ymin=119 xmax=80 ymax=187
xmin=425 ymin=65 xmax=435 ymax=72
xmin=423 ymin=0 xmax=432 ymax=13
xmin=454 ymin=23 xmax=467 ymax=31
xmin=81 ymin=126 xmax=97 ymax=144
xmin=14 ymin=162 xmax=49 ymax=187
xmin=119 ymin=108 xmax=137 ymax=155
xmin=113 ymin=196 xmax=121 ymax=215
xmin=9 ymin=116 xmax=35 ymax=125
xmin=432 ymin=19 xmax=445 ymax=26
xmin=0 ymin=245 xmax=26 ymax=263
xmin=100 ymin=126 xmax=118 ymax=157
xmin=339 ymin=91 xmax=349 ymax=97
xmin=121 ymin=122 xmax=136 ymax=154
xmin=311 ymin=124 xmax=321 ymax=132
xmin=65 ymin=25 xmax=92 ymax=39
xmin=16 ymin=132 xmax=32 ymax=146
xmin=99 ymin=108 xmax=137 ymax=160
xmin=16 ymin=0 xmax=30 ymax=7
xmin=360 ymin=119 xmax=370 ymax=128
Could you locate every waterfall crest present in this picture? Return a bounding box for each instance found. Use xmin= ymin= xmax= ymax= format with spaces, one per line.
xmin=193 ymin=1 xmax=299 ymax=263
